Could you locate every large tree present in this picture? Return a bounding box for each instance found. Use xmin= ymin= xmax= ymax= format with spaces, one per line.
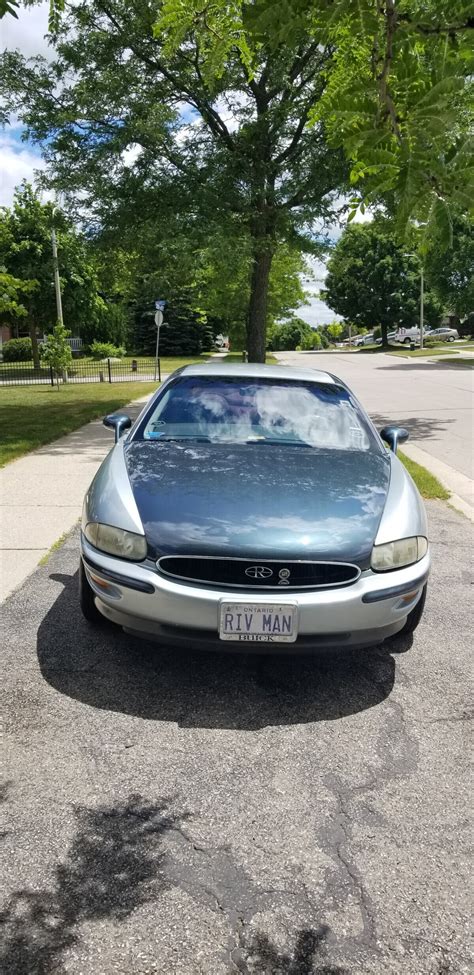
xmin=158 ymin=0 xmax=473 ymax=245
xmin=323 ymin=218 xmax=442 ymax=342
xmin=0 ymin=0 xmax=347 ymax=361
xmin=423 ymin=213 xmax=474 ymax=320
xmin=0 ymin=185 xmax=106 ymax=366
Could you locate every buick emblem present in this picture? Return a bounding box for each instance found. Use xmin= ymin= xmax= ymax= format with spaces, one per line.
xmin=245 ymin=565 xmax=273 ymax=579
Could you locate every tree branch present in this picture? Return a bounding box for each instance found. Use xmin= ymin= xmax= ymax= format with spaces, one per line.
xmin=98 ymin=1 xmax=235 ymax=150
xmin=377 ymin=0 xmax=403 ymax=145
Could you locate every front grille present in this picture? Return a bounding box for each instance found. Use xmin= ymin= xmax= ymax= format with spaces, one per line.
xmin=157 ymin=556 xmax=360 ymax=590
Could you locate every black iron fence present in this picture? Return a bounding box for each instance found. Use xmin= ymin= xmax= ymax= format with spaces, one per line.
xmin=0 ymin=357 xmax=162 ymax=387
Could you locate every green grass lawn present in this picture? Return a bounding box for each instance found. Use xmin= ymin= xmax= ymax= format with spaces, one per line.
xmin=398 ymin=451 xmax=450 ymax=500
xmin=387 ymin=347 xmax=460 ymax=358
xmin=0 ymin=381 xmax=159 ymax=467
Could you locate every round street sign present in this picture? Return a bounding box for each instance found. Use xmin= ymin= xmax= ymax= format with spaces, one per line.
xmin=154 ymin=310 xmax=163 ymax=329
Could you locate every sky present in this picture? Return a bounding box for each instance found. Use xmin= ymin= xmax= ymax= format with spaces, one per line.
xmin=0 ymin=2 xmax=347 ymax=326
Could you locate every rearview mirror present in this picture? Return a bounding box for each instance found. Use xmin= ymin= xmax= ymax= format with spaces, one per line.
xmin=380 ymin=425 xmax=409 ymax=454
xmin=103 ymin=413 xmax=132 ymax=443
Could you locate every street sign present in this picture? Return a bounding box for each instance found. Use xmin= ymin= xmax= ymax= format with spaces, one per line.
xmin=154 ymin=310 xmax=163 ymax=329
xmin=155 ymin=300 xmax=166 ymax=311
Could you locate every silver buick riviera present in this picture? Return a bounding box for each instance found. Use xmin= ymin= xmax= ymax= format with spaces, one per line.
xmin=80 ymin=364 xmax=429 ymax=652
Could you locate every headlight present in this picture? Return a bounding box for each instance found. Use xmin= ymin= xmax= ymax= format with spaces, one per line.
xmin=84 ymin=522 xmax=147 ymax=561
xmin=371 ymin=536 xmax=428 ymax=572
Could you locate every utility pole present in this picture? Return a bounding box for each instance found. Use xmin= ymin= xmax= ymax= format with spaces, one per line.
xmin=51 ymin=223 xmax=64 ymax=326
xmin=154 ymin=300 xmax=166 ymax=381
xmin=419 ymin=265 xmax=424 ymax=351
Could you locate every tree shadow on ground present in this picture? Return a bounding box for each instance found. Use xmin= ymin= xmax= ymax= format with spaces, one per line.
xmin=37 ymin=571 xmax=401 ymax=730
xmin=235 ymin=926 xmax=348 ymax=974
xmin=369 ymin=412 xmax=456 ymax=442
xmin=374 ymin=360 xmax=473 ymax=371
xmin=0 ymin=794 xmax=180 ymax=975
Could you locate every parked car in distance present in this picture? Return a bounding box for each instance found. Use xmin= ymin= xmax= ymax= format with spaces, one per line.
xmin=80 ymin=363 xmax=429 ymax=653
xmin=426 ymin=327 xmax=459 ymax=342
xmin=375 ymin=331 xmax=397 ymax=345
xmin=351 ymin=333 xmax=375 ymax=346
xmin=395 ymin=327 xmax=420 ymax=345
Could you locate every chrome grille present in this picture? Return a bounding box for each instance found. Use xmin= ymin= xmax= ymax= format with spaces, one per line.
xmin=157 ymin=556 xmax=360 ymax=590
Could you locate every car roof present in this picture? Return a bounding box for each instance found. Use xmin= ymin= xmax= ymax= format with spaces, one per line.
xmin=176 ymin=362 xmax=337 ymax=384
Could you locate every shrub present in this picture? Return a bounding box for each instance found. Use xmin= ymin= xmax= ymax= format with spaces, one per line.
xmin=89 ymin=340 xmax=126 ymax=359
xmin=2 ymin=337 xmax=33 ymax=362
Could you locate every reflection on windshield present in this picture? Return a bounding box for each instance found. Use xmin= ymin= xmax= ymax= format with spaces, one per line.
xmin=141 ymin=377 xmax=371 ymax=451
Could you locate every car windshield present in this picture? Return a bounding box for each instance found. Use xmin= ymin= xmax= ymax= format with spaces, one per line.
xmin=139 ymin=376 xmax=373 ymax=451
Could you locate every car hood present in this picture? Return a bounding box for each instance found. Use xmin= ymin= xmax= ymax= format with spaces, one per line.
xmin=124 ymin=441 xmax=390 ymax=565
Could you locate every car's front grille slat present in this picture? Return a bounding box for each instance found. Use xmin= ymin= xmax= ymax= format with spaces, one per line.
xmin=157 ymin=556 xmax=360 ymax=590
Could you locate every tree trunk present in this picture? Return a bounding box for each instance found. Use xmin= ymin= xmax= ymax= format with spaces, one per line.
xmin=380 ymin=322 xmax=389 ymax=349
xmin=247 ymin=241 xmax=274 ymax=363
xmin=29 ymin=321 xmax=41 ymax=369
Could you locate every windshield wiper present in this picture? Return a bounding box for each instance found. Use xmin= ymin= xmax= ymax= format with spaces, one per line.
xmin=244 ymin=438 xmax=311 ymax=447
xmin=152 ymin=436 xmax=211 ymax=443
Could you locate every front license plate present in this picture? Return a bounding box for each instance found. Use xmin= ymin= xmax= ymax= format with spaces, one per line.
xmin=219 ymin=603 xmax=298 ymax=643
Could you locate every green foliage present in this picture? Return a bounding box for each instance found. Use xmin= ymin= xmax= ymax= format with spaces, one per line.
xmin=1 ymin=1 xmax=347 ymax=361
xmin=0 ymin=267 xmax=37 ymax=318
xmin=40 ymin=322 xmax=73 ymax=380
xmin=323 ymin=217 xmax=443 ymax=342
xmin=2 ymin=336 xmax=33 ymax=362
xmin=0 ymin=186 xmax=107 ymax=354
xmin=424 ymin=213 xmax=474 ymax=317
xmin=89 ymin=341 xmax=126 ymax=360
xmin=326 ymin=322 xmax=344 ymax=341
xmin=130 ymin=296 xmax=210 ymax=357
xmin=299 ymin=329 xmax=322 ymax=351
xmin=0 ymin=1 xmax=19 ymax=20
xmin=153 ymin=0 xmax=473 ymax=246
xmin=267 ymin=318 xmax=316 ymax=351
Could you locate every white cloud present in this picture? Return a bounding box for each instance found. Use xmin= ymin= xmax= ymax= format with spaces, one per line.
xmin=1 ymin=1 xmax=51 ymax=58
xmin=122 ymin=143 xmax=143 ymax=167
xmin=0 ymin=133 xmax=46 ymax=207
xmin=298 ymin=256 xmax=342 ymax=327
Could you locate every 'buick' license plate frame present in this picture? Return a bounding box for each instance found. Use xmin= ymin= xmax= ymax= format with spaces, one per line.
xmin=219 ymin=602 xmax=298 ymax=643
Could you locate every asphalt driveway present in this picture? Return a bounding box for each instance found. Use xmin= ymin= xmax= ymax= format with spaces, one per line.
xmin=1 ymin=501 xmax=471 ymax=974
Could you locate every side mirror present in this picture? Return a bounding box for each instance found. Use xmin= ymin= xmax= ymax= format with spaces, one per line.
xmin=103 ymin=413 xmax=132 ymax=443
xmin=380 ymin=425 xmax=409 ymax=454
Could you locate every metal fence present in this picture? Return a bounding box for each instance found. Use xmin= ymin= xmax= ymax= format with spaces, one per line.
xmin=0 ymin=357 xmax=162 ymax=387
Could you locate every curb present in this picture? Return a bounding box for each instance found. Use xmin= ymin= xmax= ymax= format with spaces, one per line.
xmin=401 ymin=443 xmax=474 ymax=522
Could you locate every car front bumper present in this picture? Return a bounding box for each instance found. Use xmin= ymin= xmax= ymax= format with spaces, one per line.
xmin=81 ymin=535 xmax=430 ymax=652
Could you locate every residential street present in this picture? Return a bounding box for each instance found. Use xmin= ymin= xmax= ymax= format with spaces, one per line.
xmin=2 ymin=501 xmax=471 ymax=975
xmin=275 ymin=352 xmax=473 ymax=509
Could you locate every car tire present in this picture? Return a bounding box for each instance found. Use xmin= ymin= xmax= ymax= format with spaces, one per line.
xmin=79 ymin=559 xmax=104 ymax=624
xmin=448 ymin=336 xmax=455 ymax=342
xmin=404 ymin=337 xmax=411 ymax=345
xmin=399 ymin=584 xmax=427 ymax=636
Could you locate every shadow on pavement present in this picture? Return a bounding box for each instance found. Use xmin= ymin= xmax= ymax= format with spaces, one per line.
xmin=37 ymin=571 xmax=399 ymax=730
xmin=369 ymin=412 xmax=456 ymax=442
xmin=235 ymin=927 xmax=348 ymax=974
xmin=0 ymin=790 xmax=347 ymax=975
xmin=374 ymin=360 xmax=473 ymax=371
xmin=0 ymin=794 xmax=179 ymax=975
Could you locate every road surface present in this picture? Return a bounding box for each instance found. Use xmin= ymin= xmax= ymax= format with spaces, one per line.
xmin=1 ymin=502 xmax=471 ymax=975
xmin=275 ymin=351 xmax=473 ymax=506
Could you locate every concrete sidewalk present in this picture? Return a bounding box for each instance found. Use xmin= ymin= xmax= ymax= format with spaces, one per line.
xmin=0 ymin=357 xmax=226 ymax=602
xmin=0 ymin=394 xmax=151 ymax=603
